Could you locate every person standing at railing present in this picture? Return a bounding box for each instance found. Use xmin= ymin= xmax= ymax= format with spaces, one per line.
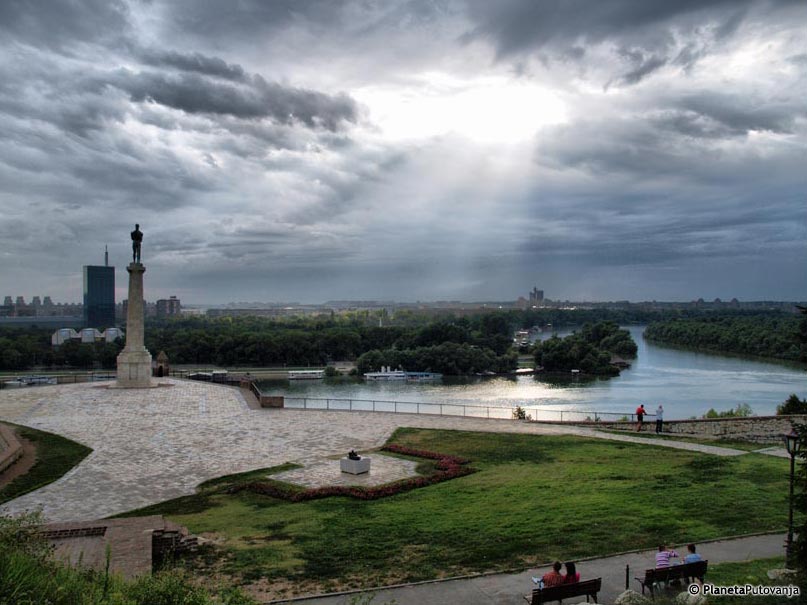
xmin=655 ymin=405 xmax=664 ymax=433
xmin=635 ymin=404 xmax=646 ymax=432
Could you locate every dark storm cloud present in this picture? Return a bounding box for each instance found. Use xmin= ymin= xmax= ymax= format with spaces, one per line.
xmin=164 ymin=0 xmax=341 ymax=39
xmin=138 ymin=49 xmax=248 ymax=82
xmin=103 ymin=70 xmax=358 ymax=129
xmin=462 ymin=0 xmax=801 ymax=86
xmin=463 ymin=0 xmax=780 ymax=55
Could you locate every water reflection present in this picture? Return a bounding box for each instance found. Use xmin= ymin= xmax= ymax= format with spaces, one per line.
xmin=257 ymin=326 xmax=805 ymax=419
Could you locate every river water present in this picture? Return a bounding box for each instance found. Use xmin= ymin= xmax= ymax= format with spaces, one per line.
xmin=257 ymin=327 xmax=805 ymax=420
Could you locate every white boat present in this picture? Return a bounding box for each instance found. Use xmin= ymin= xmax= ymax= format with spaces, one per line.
xmin=288 ymin=369 xmax=325 ymax=380
xmin=363 ymin=366 xmax=407 ymax=381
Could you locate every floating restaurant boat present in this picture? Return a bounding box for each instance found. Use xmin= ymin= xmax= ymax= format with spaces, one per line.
xmin=288 ymin=369 xmax=325 ymax=380
xmin=363 ymin=366 xmax=407 ymax=381
xmin=364 ymin=367 xmax=443 ymax=381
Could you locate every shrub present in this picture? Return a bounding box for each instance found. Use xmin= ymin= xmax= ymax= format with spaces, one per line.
xmin=703 ymin=403 xmax=754 ymax=418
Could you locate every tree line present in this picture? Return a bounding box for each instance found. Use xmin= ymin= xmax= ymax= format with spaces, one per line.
xmin=643 ymin=313 xmax=807 ymax=363
xmin=1 ymin=308 xmax=802 ymax=372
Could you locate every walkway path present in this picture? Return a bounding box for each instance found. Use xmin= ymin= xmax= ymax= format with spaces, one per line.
xmin=289 ymin=533 xmax=788 ymax=605
xmin=0 ymin=380 xmax=785 ymax=521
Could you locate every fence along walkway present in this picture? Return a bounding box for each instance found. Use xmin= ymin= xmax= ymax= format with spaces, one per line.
xmin=281 ymin=397 xmax=639 ymax=423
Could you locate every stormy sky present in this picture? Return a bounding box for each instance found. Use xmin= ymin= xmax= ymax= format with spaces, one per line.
xmin=1 ymin=1 xmax=805 ymax=305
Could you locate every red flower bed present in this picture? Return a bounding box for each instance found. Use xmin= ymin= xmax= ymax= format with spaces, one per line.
xmin=230 ymin=445 xmax=475 ymax=502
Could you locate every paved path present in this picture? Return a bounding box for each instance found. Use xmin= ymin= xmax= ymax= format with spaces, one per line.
xmin=289 ymin=533 xmax=788 ymax=605
xmin=0 ymin=380 xmax=780 ymax=522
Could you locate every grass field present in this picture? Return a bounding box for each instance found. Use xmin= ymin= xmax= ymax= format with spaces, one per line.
xmin=0 ymin=422 xmax=92 ymax=505
xmin=598 ymin=429 xmax=770 ymax=452
xmin=120 ymin=428 xmax=793 ymax=598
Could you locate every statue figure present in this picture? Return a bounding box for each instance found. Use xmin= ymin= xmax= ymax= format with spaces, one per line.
xmin=348 ymin=450 xmax=361 ymax=460
xmin=131 ymin=224 xmax=143 ymax=263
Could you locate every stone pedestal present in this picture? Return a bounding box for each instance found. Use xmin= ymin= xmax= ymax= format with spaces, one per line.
xmin=340 ymin=457 xmax=371 ymax=475
xmin=117 ymin=263 xmax=152 ymax=388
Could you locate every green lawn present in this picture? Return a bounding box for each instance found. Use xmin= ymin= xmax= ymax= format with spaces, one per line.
xmin=127 ymin=428 xmax=793 ymax=598
xmin=0 ymin=422 xmax=92 ymax=505
xmin=597 ymin=429 xmax=769 ymax=452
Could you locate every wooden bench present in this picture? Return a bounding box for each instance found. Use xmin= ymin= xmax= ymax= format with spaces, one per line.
xmin=524 ymin=578 xmax=602 ymax=604
xmin=635 ymin=561 xmax=708 ymax=597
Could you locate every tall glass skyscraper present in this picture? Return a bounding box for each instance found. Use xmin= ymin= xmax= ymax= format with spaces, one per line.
xmin=83 ymin=265 xmax=115 ymax=328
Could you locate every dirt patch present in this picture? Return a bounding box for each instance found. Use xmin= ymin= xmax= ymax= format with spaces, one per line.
xmin=0 ymin=429 xmax=37 ymax=489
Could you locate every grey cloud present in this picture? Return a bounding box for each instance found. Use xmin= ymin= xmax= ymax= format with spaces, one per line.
xmin=613 ymin=52 xmax=668 ymax=87
xmin=0 ymin=0 xmax=130 ymax=48
xmin=676 ymin=93 xmax=802 ymax=135
xmin=462 ymin=0 xmax=801 ymax=84
xmin=138 ymin=49 xmax=247 ymax=82
xmin=463 ymin=0 xmax=741 ymax=55
xmin=103 ymin=69 xmax=358 ymax=129
xmin=163 ymin=0 xmax=342 ymax=40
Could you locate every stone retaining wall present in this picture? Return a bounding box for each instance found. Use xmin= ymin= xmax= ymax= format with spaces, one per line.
xmin=572 ymin=414 xmax=807 ymax=444
xmin=0 ymin=423 xmax=23 ymax=473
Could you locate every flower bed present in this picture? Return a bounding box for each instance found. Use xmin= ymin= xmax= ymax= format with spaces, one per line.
xmin=229 ymin=446 xmax=475 ymax=502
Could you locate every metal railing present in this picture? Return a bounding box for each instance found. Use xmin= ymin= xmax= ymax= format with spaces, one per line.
xmin=0 ymin=371 xmax=116 ymax=388
xmin=280 ymin=396 xmax=640 ymax=423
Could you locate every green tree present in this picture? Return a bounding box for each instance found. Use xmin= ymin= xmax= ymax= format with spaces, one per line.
xmin=778 ymin=394 xmax=807 ymax=415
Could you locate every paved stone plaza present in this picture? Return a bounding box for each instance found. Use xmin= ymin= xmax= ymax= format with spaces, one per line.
xmin=0 ymin=379 xmax=761 ymax=522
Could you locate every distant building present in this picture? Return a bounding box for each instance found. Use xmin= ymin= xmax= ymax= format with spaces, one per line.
xmin=529 ymin=287 xmax=544 ymax=305
xmin=83 ymin=265 xmax=115 ymax=328
xmin=156 ymin=296 xmax=181 ymax=317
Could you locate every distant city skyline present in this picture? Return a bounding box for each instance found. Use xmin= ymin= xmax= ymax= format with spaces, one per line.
xmin=1 ymin=1 xmax=805 ymax=304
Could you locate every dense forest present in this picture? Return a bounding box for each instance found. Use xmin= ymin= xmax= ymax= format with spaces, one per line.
xmin=533 ymin=321 xmax=637 ymax=376
xmin=644 ymin=313 xmax=807 ymax=363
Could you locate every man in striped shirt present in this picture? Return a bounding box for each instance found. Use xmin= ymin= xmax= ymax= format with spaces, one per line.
xmin=655 ymin=545 xmax=679 ymax=568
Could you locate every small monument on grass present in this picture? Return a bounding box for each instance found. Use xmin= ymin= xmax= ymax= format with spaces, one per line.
xmin=116 ymin=224 xmax=152 ymax=388
xmin=340 ymin=450 xmax=371 ymax=474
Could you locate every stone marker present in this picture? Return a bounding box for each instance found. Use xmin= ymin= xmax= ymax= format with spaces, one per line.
xmin=340 ymin=456 xmax=371 ymax=474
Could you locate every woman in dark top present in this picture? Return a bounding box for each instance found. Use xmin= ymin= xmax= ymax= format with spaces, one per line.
xmin=563 ymin=561 xmax=580 ymax=584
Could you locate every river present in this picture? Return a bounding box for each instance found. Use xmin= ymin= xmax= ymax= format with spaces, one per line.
xmin=257 ymin=327 xmax=805 ymax=420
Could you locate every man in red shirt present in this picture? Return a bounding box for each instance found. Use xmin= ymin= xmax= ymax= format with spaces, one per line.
xmin=636 ymin=404 xmax=646 ymax=432
xmin=542 ymin=561 xmax=564 ymax=587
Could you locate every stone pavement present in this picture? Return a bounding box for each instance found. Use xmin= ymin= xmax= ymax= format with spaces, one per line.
xmin=290 ymin=533 xmax=788 ymax=605
xmin=0 ymin=379 xmax=777 ymax=522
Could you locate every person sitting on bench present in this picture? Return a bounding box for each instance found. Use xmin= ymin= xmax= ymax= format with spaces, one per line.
xmin=655 ymin=545 xmax=679 ymax=568
xmin=541 ymin=561 xmax=564 ymax=587
xmin=684 ymin=543 xmax=703 ymax=564
xmin=563 ymin=561 xmax=580 ymax=584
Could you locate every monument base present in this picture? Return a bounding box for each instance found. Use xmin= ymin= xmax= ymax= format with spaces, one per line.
xmin=116 ymin=349 xmax=153 ymax=388
xmin=340 ymin=457 xmax=371 ymax=475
